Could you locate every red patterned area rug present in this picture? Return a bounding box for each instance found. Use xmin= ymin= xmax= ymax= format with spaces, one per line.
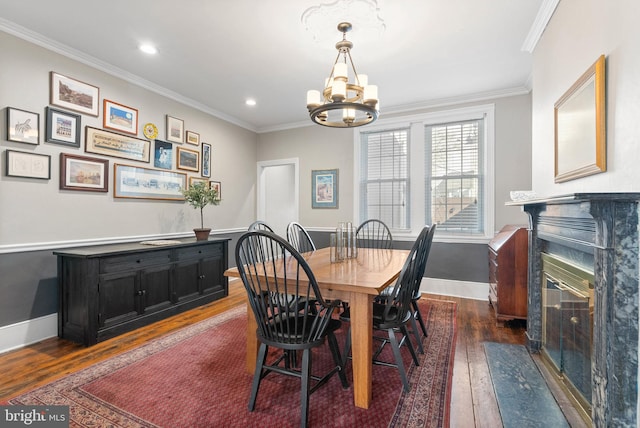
xmin=7 ymin=299 xmax=457 ymax=428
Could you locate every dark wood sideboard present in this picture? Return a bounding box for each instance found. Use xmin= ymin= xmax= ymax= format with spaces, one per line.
xmin=54 ymin=238 xmax=229 ymax=346
xmin=488 ymin=224 xmax=528 ymax=324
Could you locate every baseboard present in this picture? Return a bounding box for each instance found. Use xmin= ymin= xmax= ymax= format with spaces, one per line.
xmin=0 ymin=278 xmax=487 ymax=354
xmin=420 ymin=277 xmax=489 ymax=301
xmin=0 ymin=313 xmax=58 ymax=354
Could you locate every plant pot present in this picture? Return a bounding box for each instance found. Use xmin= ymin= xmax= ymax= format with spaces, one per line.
xmin=193 ymin=228 xmax=211 ymax=241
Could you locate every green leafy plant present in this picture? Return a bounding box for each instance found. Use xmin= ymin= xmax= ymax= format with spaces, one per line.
xmin=181 ymin=182 xmax=220 ymax=229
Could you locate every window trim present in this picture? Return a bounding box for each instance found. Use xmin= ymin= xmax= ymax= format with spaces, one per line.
xmin=353 ymin=104 xmax=495 ymax=243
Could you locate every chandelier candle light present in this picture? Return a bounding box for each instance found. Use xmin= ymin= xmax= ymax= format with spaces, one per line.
xmin=306 ymin=22 xmax=379 ymax=127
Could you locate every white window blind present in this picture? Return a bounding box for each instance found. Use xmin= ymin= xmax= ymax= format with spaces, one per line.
xmin=425 ymin=119 xmax=484 ymax=234
xmin=359 ymin=129 xmax=409 ymax=229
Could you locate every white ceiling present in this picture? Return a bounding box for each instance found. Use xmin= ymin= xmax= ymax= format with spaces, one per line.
xmin=0 ymin=0 xmax=546 ymax=133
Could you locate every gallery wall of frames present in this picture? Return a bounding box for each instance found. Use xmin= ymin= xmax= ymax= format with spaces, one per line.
xmin=6 ymin=72 xmax=218 ymax=199
xmin=0 ymin=31 xmax=257 ymax=246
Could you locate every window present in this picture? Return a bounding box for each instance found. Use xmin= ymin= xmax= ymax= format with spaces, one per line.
xmin=359 ymin=129 xmax=409 ymax=229
xmin=426 ymin=120 xmax=484 ymax=234
xmin=355 ymin=105 xmax=494 ymax=242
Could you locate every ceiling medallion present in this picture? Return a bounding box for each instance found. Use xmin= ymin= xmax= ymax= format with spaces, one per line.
xmin=301 ymin=0 xmax=385 ymax=43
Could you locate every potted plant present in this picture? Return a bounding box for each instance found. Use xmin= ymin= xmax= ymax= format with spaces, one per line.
xmin=181 ymin=182 xmax=220 ymax=240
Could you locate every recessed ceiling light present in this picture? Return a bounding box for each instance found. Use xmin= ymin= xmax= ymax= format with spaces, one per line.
xmin=139 ymin=44 xmax=157 ymax=55
xmin=245 ymin=99 xmax=257 ymax=106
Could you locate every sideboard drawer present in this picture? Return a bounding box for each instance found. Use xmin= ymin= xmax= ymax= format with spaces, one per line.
xmin=175 ymin=243 xmax=223 ymax=261
xmin=100 ymin=250 xmax=172 ymax=274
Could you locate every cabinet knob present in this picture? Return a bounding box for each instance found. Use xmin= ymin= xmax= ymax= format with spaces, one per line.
xmin=199 ymin=275 xmax=205 ymax=279
xmin=136 ymin=290 xmax=146 ymax=296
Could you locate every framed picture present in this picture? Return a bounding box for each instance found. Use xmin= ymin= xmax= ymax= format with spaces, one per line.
xmin=166 ymin=115 xmax=184 ymax=143
xmin=45 ymin=107 xmax=81 ymax=147
xmin=209 ymin=180 xmax=221 ymax=201
xmin=50 ymin=71 xmax=99 ymax=116
xmin=177 ymin=146 xmax=199 ymax=172
xmin=311 ymin=169 xmax=338 ymax=209
xmin=60 ymin=153 xmax=108 ymax=192
xmin=189 ymin=176 xmax=209 ymax=188
xmin=5 ymin=149 xmax=51 ymax=179
xmin=154 ymin=139 xmax=173 ymax=170
xmin=6 ymin=107 xmax=39 ymax=145
xmin=114 ymin=163 xmax=186 ymax=200
xmin=186 ymin=130 xmax=200 ymax=145
xmin=85 ymin=126 xmax=150 ymax=162
xmin=103 ymin=99 xmax=138 ymax=135
xmin=554 ymin=54 xmax=606 ymax=183
xmin=201 ymin=142 xmax=211 ymax=178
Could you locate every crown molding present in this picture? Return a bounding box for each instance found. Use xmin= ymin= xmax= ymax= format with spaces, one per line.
xmin=521 ymin=0 xmax=561 ymax=53
xmin=0 ymin=18 xmax=258 ymax=133
xmin=261 ymin=86 xmax=531 ymax=134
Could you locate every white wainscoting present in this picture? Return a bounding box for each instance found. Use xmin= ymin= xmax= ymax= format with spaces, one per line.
xmin=420 ymin=277 xmax=490 ymax=301
xmin=0 ymin=313 xmax=58 ymax=354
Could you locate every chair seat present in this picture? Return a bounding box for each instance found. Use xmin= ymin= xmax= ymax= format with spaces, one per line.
xmin=265 ymin=315 xmax=342 ymax=342
xmin=340 ymin=304 xmax=408 ymax=326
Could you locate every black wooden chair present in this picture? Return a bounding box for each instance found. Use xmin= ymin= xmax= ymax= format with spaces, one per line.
xmin=248 ymin=220 xmax=274 ymax=233
xmin=356 ymin=219 xmax=393 ymax=249
xmin=286 ymin=221 xmax=317 ymax=253
xmin=409 ymin=224 xmax=436 ymax=338
xmin=375 ymin=224 xmax=436 ymax=351
xmin=340 ymin=226 xmax=431 ymax=392
xmin=235 ymin=230 xmax=349 ymax=428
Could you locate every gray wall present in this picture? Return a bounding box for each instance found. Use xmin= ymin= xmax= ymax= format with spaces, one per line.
xmin=259 ymin=94 xmax=532 ymax=285
xmin=0 ymin=31 xmax=258 ymax=246
xmin=531 ymin=0 xmax=640 ymax=195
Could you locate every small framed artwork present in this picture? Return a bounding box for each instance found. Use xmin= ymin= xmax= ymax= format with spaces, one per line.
xmin=311 ymin=169 xmax=338 ymax=209
xmin=166 ymin=115 xmax=184 ymax=143
xmin=50 ymin=71 xmax=99 ymax=116
xmin=177 ymin=146 xmax=199 ymax=172
xmin=45 ymin=107 xmax=81 ymax=147
xmin=6 ymin=107 xmax=39 ymax=145
xmin=186 ymin=130 xmax=200 ymax=145
xmin=103 ymin=99 xmax=138 ymax=135
xmin=114 ymin=163 xmax=186 ymax=201
xmin=5 ymin=149 xmax=51 ymax=179
xmin=209 ymin=180 xmax=221 ymax=201
xmin=85 ymin=127 xmax=151 ymax=163
xmin=201 ymin=142 xmax=211 ymax=178
xmin=154 ymin=139 xmax=173 ymax=170
xmin=60 ymin=153 xmax=108 ymax=192
xmin=189 ymin=176 xmax=209 ymax=188
xmin=554 ymin=54 xmax=606 ymax=183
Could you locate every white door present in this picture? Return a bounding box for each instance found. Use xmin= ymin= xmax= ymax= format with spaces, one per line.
xmin=256 ymin=158 xmax=299 ymax=237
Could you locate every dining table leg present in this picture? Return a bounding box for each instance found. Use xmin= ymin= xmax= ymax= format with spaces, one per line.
xmin=349 ymin=291 xmax=373 ymax=409
xmin=246 ymin=301 xmax=258 ymax=374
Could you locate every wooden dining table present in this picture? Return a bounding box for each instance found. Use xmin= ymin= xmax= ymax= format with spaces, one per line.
xmin=224 ymin=246 xmax=410 ymax=409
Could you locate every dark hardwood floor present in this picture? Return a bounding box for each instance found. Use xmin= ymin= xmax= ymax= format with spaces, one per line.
xmin=0 ymin=283 xmax=584 ymax=427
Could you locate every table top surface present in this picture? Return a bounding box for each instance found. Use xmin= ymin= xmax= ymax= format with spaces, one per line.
xmin=225 ymin=247 xmax=410 ymax=296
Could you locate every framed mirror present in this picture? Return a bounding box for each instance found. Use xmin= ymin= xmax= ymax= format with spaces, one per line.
xmin=554 ymin=54 xmax=606 ymax=183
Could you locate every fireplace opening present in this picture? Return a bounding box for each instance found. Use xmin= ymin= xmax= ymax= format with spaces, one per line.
xmin=541 ymin=252 xmax=594 ymax=420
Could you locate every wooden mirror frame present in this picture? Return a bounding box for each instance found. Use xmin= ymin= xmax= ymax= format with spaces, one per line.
xmin=554 ymin=55 xmax=606 ymax=183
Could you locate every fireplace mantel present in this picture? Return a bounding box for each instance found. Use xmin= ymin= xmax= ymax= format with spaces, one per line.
xmin=510 ymin=193 xmax=639 ymax=427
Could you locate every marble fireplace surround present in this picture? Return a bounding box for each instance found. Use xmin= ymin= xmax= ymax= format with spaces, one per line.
xmin=512 ymin=193 xmax=639 ymax=427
